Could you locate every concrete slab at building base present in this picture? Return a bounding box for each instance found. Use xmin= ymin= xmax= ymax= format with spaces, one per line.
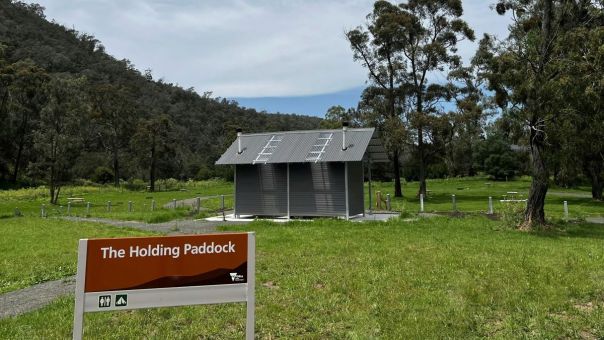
xmin=205 ymin=212 xmax=400 ymax=223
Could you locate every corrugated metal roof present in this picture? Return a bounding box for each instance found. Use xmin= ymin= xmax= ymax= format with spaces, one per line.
xmin=216 ymin=128 xmax=388 ymax=165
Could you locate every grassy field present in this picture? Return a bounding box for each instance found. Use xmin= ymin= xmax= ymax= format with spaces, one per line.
xmin=1 ymin=177 xmax=602 ymax=224
xmin=2 ymin=217 xmax=604 ymax=338
xmin=368 ymin=176 xmax=603 ymax=219
xmin=0 ymin=179 xmax=234 ymax=223
xmin=0 ymin=218 xmax=155 ymax=294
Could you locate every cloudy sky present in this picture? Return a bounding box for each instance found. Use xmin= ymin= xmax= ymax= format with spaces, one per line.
xmin=29 ymin=0 xmax=511 ymax=116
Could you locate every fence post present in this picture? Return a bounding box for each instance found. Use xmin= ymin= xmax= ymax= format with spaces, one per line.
xmin=420 ymin=194 xmax=424 ymax=213
xmin=86 ymin=202 xmax=90 ymax=215
xmin=221 ymin=195 xmax=226 ymax=221
xmin=564 ymin=201 xmax=569 ymax=219
xmin=196 ymin=197 xmax=201 ymax=213
xmin=172 ymin=199 xmax=177 ymax=209
xmin=107 ymin=201 xmax=111 ymax=212
xmin=386 ymin=194 xmax=391 ymax=211
xmin=452 ymin=194 xmax=457 ymax=212
xmin=151 ymin=200 xmax=156 ymax=211
xmin=488 ymin=197 xmax=493 ymax=214
xmin=41 ymin=204 xmax=46 ymax=218
xmin=128 ymin=201 xmax=133 ymax=213
xmin=67 ymin=202 xmax=72 ymax=216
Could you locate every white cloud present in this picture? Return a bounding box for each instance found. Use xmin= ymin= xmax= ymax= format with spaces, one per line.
xmin=31 ymin=0 xmax=511 ymax=97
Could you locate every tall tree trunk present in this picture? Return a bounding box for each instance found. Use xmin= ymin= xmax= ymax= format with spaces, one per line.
xmin=12 ymin=112 xmax=29 ymax=183
xmin=521 ymin=125 xmax=548 ymax=228
xmin=522 ymin=0 xmax=553 ymax=228
xmin=587 ymin=160 xmax=603 ymax=200
xmin=392 ymin=149 xmax=402 ymax=197
xmin=149 ymin=135 xmax=156 ymax=192
xmin=11 ymin=136 xmax=24 ymax=183
xmin=112 ymin=144 xmax=119 ymax=187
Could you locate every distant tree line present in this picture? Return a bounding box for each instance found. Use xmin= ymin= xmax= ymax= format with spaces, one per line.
xmin=0 ymin=1 xmax=320 ymax=202
xmin=333 ymin=0 xmax=603 ymax=228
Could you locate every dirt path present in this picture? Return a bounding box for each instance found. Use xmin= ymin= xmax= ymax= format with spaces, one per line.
xmin=162 ymin=194 xmax=233 ymax=209
xmin=586 ymin=217 xmax=604 ymax=224
xmin=0 ymin=215 xmax=250 ymax=319
xmin=0 ymin=277 xmax=75 ymax=319
xmin=63 ymin=213 xmax=249 ymax=234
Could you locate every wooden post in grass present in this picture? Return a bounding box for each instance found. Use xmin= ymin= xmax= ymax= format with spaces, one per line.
xmin=128 ymin=201 xmax=133 ymax=212
xmin=41 ymin=204 xmax=46 ymax=218
xmin=67 ymin=202 xmax=71 ymax=216
xmin=488 ymin=197 xmax=493 ymax=214
xmin=452 ymin=194 xmax=457 ymax=212
xmin=151 ymin=200 xmax=156 ymax=211
xmin=14 ymin=207 xmax=21 ymax=217
xmin=172 ymin=199 xmax=177 ymax=209
xmin=420 ymin=194 xmax=424 ymax=212
xmin=564 ymin=201 xmax=568 ymax=219
xmin=196 ymin=197 xmax=201 ymax=213
xmin=107 ymin=201 xmax=111 ymax=212
xmin=386 ymin=194 xmax=391 ymax=211
xmin=86 ymin=202 xmax=90 ymax=215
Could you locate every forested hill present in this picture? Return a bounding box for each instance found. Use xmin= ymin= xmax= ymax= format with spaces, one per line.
xmin=0 ymin=1 xmax=321 ymax=189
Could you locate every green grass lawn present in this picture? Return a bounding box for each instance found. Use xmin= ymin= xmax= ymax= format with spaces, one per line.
xmin=2 ymin=217 xmax=604 ymax=338
xmin=0 ymin=217 xmax=155 ymax=294
xmin=0 ymin=179 xmax=234 ymax=223
xmin=368 ymin=176 xmax=603 ymax=219
xmin=1 ymin=177 xmax=601 ymax=223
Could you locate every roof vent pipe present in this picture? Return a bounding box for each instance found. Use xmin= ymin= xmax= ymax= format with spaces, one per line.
xmin=236 ymin=128 xmax=243 ymax=154
xmin=342 ymin=122 xmax=349 ymax=151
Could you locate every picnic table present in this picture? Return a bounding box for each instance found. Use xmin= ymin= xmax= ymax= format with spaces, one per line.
xmin=67 ymin=197 xmax=85 ymax=204
xmin=500 ymin=192 xmax=526 ymax=203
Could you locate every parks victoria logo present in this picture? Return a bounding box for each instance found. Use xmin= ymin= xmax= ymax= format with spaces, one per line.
xmin=229 ymin=272 xmax=244 ymax=282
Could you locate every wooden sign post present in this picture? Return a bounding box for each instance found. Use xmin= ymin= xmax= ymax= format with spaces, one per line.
xmin=73 ymin=232 xmax=255 ymax=339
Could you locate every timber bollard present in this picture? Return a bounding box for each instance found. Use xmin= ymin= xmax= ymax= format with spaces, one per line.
xmin=420 ymin=194 xmax=424 ymax=212
xmin=221 ymin=195 xmax=226 ymax=221
xmin=151 ymin=200 xmax=156 ymax=211
xmin=376 ymin=191 xmax=382 ymax=210
xmin=564 ymin=201 xmax=569 ymax=219
xmin=67 ymin=202 xmax=71 ymax=216
xmin=196 ymin=197 xmax=201 ymax=213
xmin=173 ymin=199 xmax=177 ymax=209
xmin=107 ymin=201 xmax=111 ymax=212
xmin=488 ymin=196 xmax=493 ymax=214
xmin=386 ymin=194 xmax=391 ymax=211
xmin=452 ymin=194 xmax=457 ymax=211
xmin=41 ymin=204 xmax=46 ymax=218
xmin=86 ymin=202 xmax=90 ymax=215
xmin=128 ymin=201 xmax=133 ymax=212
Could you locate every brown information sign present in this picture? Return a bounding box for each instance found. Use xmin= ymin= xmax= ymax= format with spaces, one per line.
xmin=73 ymin=232 xmax=255 ymax=340
xmin=84 ymin=233 xmax=248 ymax=292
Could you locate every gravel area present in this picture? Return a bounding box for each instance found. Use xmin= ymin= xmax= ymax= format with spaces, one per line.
xmin=162 ymin=195 xmax=233 ymax=209
xmin=0 ymin=277 xmax=75 ymax=319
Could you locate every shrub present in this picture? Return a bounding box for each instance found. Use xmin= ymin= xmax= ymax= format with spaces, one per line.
xmin=92 ymin=167 xmax=114 ymax=184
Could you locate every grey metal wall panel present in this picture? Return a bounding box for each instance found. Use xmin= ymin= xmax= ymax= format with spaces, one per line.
xmin=347 ymin=162 xmax=364 ymax=216
xmin=289 ymin=163 xmax=346 ymax=216
xmin=235 ymin=164 xmax=287 ymax=216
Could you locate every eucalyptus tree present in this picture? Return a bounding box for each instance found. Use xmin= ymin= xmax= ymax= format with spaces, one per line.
xmin=393 ymin=0 xmax=475 ymax=196
xmin=1 ymin=60 xmax=48 ymax=183
xmin=32 ymin=75 xmax=87 ymax=204
xmin=482 ymin=0 xmax=602 ymax=226
xmin=346 ymin=0 xmax=409 ymax=197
